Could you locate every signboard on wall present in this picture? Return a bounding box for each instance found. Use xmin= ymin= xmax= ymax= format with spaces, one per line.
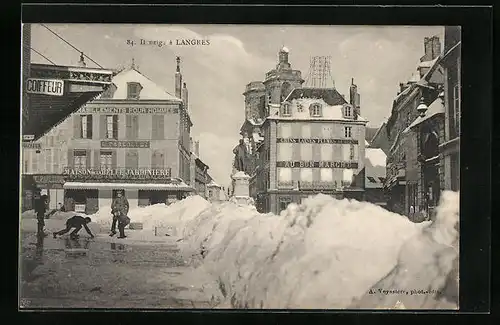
xmin=26 ymin=78 xmax=64 ymax=96
xmin=22 ymin=142 xmax=42 ymax=149
xmin=63 ymin=167 xmax=172 ymax=181
xmin=277 ymin=138 xmax=359 ymax=144
xmin=276 ymin=161 xmax=359 ymax=169
xmin=101 ymin=140 xmax=150 ymax=148
xmin=77 ymin=106 xmax=178 ymax=114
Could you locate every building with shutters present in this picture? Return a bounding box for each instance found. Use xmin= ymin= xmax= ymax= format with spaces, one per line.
xmin=22 ymin=58 xmax=197 ymax=214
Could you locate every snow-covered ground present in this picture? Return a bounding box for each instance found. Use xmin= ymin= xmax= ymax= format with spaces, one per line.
xmin=21 ymin=191 xmax=459 ymax=309
xmin=175 ymin=191 xmax=459 ymax=309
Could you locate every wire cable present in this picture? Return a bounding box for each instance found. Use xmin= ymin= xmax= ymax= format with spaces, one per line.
xmin=40 ymin=23 xmax=104 ymax=68
xmin=30 ymin=48 xmax=56 ymax=65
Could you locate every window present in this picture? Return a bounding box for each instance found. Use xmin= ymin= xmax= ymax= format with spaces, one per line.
xmin=106 ymin=115 xmax=118 ymax=139
xmin=152 ymin=115 xmax=165 ymax=140
xmin=126 ymin=115 xmax=139 ymax=139
xmin=301 ymin=124 xmax=311 ymax=138
xmin=453 ymin=84 xmax=460 ymax=137
xmin=80 ymin=115 xmax=93 ymax=139
xmin=277 ymin=143 xmax=293 ymax=161
xmin=32 ymin=153 xmax=38 ymax=172
xmin=310 ymin=103 xmax=322 ymax=117
xmin=349 ymin=144 xmax=355 ymax=161
xmin=300 ymin=143 xmax=313 ymax=161
xmin=44 ymin=149 xmax=52 ymax=173
xmin=52 ymin=149 xmax=59 ymax=173
xmin=127 ymin=82 xmax=142 ymax=99
xmin=277 ymin=168 xmax=292 ymax=184
xmin=125 ymin=150 xmax=139 ymax=169
xmin=367 ymin=176 xmax=377 ymax=183
xmin=151 ymin=150 xmax=165 ymax=168
xmin=344 ymin=126 xmax=352 ymax=138
xmin=320 ymin=144 xmax=332 ymax=161
xmin=278 ymin=123 xmax=292 ymax=138
xmin=300 ymin=168 xmax=313 ymax=183
xmin=73 ymin=150 xmax=87 ymax=169
xmin=344 ymin=105 xmax=352 ymax=117
xmin=279 ymin=197 xmax=292 ymax=213
xmin=320 ymin=168 xmax=333 ymax=182
xmin=282 ymin=103 xmax=291 ymax=116
xmin=100 ymin=150 xmax=113 ymax=169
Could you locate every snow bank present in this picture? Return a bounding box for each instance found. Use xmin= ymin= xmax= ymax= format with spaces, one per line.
xmin=88 ymin=196 xmax=211 ymax=236
xmin=181 ymin=191 xmax=459 ymax=309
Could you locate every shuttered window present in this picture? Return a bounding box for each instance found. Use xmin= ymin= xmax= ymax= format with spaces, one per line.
xmin=80 ymin=115 xmax=93 ymax=139
xmin=44 ymin=149 xmax=52 ymax=173
xmin=32 ymin=153 xmax=38 ymax=172
xmin=152 ymin=115 xmax=165 ymax=140
xmin=125 ymin=150 xmax=139 ymax=169
xmin=151 ymin=150 xmax=165 ymax=168
xmin=126 ymin=115 xmax=139 ymax=139
xmin=106 ymin=115 xmax=118 ymax=139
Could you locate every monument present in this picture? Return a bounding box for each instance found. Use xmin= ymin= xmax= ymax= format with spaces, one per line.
xmin=230 ymin=138 xmax=254 ymax=206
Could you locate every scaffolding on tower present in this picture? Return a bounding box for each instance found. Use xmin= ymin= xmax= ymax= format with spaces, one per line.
xmin=304 ymin=56 xmax=335 ymax=89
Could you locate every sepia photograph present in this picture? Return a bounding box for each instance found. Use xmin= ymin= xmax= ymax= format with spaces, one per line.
xmin=20 ymin=23 xmax=460 ymax=310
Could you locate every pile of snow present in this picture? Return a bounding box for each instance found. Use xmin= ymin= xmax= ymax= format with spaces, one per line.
xmin=180 ymin=191 xmax=459 ymax=309
xmin=88 ymin=196 xmax=211 ymax=236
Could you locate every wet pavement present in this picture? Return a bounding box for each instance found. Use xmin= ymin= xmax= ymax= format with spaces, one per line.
xmin=19 ymin=232 xmax=212 ymax=309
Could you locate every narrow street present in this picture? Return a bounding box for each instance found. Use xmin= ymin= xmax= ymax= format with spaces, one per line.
xmin=19 ymin=232 xmax=213 ymax=309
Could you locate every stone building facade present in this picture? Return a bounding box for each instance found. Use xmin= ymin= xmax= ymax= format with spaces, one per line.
xmin=384 ymin=36 xmax=441 ymax=215
xmin=439 ymin=27 xmax=461 ymax=192
xmin=22 ymin=59 xmax=198 ymax=214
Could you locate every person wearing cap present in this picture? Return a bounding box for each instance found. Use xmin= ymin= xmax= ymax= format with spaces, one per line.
xmin=33 ymin=188 xmax=48 ymax=237
xmin=53 ymin=215 xmax=95 ymax=240
xmin=110 ymin=190 xmax=129 ymax=237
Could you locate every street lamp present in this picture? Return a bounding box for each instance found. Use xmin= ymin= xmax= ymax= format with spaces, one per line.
xmin=417 ymin=97 xmax=428 ymax=117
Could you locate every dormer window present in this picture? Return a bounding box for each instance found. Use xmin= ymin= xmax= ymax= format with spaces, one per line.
xmin=344 ymin=105 xmax=353 ymax=118
xmin=127 ymin=82 xmax=142 ymax=99
xmin=281 ymin=103 xmax=291 ymax=116
xmin=310 ymin=103 xmax=322 ymax=117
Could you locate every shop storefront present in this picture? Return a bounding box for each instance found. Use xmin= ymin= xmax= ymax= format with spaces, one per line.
xmin=62 ymin=167 xmax=194 ymax=214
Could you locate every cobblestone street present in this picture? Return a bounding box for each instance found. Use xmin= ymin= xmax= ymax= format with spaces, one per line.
xmin=19 ymin=232 xmax=212 ymax=309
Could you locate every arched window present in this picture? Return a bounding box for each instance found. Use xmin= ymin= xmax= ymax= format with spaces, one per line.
xmin=310 ymin=103 xmax=322 ymax=117
xmin=282 ymin=103 xmax=291 ymax=116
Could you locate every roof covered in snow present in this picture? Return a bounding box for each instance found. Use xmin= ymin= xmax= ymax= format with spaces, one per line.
xmin=284 ymin=87 xmax=348 ymax=106
xmin=403 ymin=97 xmax=445 ymax=133
xmin=207 ymin=180 xmax=222 ymax=188
xmin=95 ymin=68 xmax=182 ymax=102
xmin=365 ymin=148 xmax=387 ymax=168
xmin=268 ymin=97 xmax=367 ymax=122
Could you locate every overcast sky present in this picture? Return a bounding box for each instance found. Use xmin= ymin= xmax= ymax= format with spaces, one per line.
xmin=30 ymin=24 xmax=444 ymax=187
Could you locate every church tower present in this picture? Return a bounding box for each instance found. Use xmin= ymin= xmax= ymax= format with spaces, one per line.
xmin=263 ymin=46 xmax=304 ymax=106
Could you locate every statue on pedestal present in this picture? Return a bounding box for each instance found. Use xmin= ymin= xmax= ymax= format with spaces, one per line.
xmin=232 ymin=138 xmax=248 ymax=174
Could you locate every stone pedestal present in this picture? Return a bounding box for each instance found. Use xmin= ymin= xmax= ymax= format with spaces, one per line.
xmin=230 ymin=171 xmax=254 ymax=205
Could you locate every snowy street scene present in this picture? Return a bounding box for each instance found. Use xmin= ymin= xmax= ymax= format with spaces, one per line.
xmin=20 ymin=24 xmax=460 ymax=310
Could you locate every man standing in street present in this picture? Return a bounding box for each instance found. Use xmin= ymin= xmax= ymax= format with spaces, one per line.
xmin=110 ymin=190 xmax=129 ymax=237
xmin=33 ymin=188 xmax=48 ymax=237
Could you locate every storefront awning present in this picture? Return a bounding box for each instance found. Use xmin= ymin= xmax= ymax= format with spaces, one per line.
xmin=24 ymin=64 xmax=114 ymax=140
xmin=63 ymin=182 xmax=195 ymax=191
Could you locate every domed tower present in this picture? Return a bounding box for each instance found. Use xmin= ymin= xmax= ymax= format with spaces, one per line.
xmin=243 ymin=81 xmax=266 ymax=121
xmin=263 ymin=46 xmax=304 ymax=106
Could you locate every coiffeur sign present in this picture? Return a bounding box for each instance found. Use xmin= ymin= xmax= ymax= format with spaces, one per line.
xmin=26 ymin=78 xmax=64 ymax=96
xmin=63 ymin=167 xmax=172 ymax=181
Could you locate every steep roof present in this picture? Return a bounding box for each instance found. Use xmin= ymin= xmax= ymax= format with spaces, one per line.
xmin=283 ymin=87 xmax=348 ymax=106
xmin=95 ymin=68 xmax=182 ymax=102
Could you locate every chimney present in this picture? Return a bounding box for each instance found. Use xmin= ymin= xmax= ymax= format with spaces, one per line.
xmin=421 ymin=37 xmax=433 ymax=62
xmin=431 ymin=36 xmax=441 ymax=59
xmin=195 ymin=141 xmax=200 ymax=157
xmin=182 ymin=82 xmax=189 ymax=111
xmin=349 ymin=78 xmax=361 ymax=117
xmin=175 ymin=56 xmax=182 ymax=99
